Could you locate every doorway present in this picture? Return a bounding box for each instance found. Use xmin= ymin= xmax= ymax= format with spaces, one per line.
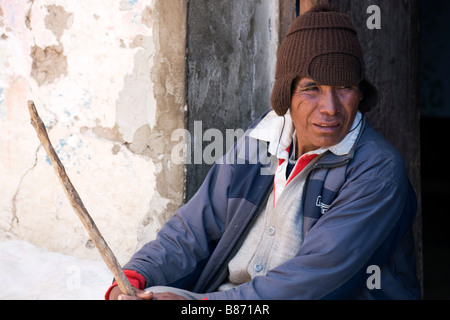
xmin=420 ymin=0 xmax=450 ymax=300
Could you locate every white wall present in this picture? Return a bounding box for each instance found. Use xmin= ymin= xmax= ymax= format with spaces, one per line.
xmin=0 ymin=0 xmax=186 ymax=264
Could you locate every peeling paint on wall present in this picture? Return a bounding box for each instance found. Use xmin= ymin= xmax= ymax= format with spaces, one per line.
xmin=44 ymin=5 xmax=73 ymax=41
xmin=0 ymin=0 xmax=187 ymax=264
xmin=114 ymin=0 xmax=187 ymax=248
xmin=29 ymin=4 xmax=72 ymax=86
xmin=30 ymin=44 xmax=68 ymax=86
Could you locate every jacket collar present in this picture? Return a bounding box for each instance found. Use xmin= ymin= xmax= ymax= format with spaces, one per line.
xmin=315 ymin=118 xmax=366 ymax=168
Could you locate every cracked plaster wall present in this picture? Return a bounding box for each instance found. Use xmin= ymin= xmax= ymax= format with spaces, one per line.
xmin=0 ymin=0 xmax=186 ymax=264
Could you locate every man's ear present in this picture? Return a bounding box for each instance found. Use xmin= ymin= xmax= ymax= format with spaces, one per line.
xmin=358 ymin=79 xmax=378 ymax=114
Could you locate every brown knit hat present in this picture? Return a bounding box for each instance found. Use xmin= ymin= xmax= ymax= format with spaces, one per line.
xmin=271 ymin=4 xmax=378 ymax=116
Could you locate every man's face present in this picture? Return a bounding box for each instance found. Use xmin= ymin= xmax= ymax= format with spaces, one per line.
xmin=290 ymin=77 xmax=362 ymax=156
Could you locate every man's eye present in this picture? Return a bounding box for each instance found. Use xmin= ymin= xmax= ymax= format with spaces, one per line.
xmin=303 ymin=86 xmax=318 ymax=92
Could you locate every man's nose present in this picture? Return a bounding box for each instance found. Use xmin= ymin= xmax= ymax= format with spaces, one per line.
xmin=318 ymin=87 xmax=340 ymax=115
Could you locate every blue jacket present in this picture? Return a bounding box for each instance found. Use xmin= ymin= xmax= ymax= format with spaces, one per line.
xmin=124 ymin=115 xmax=421 ymax=299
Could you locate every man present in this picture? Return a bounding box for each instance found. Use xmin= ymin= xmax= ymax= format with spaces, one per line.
xmin=107 ymin=3 xmax=421 ymax=300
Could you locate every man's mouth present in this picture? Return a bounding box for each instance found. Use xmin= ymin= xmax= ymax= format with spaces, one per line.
xmin=313 ymin=122 xmax=342 ymax=133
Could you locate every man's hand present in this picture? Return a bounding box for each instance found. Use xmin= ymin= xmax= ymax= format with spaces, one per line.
xmin=109 ymin=285 xmax=152 ymax=300
xmin=109 ymin=285 xmax=187 ymax=300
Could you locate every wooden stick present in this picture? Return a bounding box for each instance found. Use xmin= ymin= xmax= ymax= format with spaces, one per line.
xmin=27 ymin=100 xmax=135 ymax=297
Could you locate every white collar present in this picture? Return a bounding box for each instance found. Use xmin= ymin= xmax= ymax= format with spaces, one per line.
xmin=249 ymin=110 xmax=362 ymax=160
